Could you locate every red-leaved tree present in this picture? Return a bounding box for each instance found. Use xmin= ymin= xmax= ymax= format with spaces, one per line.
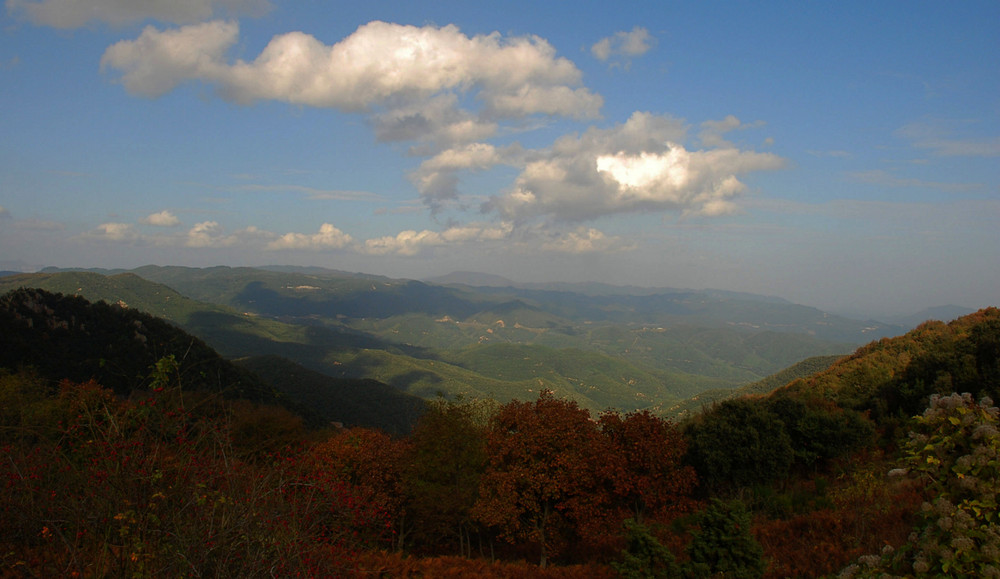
xmin=600 ymin=409 xmax=698 ymax=525
xmin=472 ymin=391 xmax=621 ymax=568
xmin=310 ymin=427 xmax=412 ymax=550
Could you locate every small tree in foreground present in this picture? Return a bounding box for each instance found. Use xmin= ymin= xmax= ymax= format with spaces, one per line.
xmin=612 ymin=518 xmax=679 ymax=578
xmin=472 ymin=391 xmax=618 ymax=567
xmin=404 ymin=396 xmax=490 ymax=556
xmin=685 ymin=498 xmax=766 ymax=579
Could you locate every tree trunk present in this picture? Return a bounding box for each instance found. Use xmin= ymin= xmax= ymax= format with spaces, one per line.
xmin=538 ymin=501 xmax=550 ymax=568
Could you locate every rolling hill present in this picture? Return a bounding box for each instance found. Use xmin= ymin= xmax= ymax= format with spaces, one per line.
xmin=663 ymin=354 xmax=845 ymax=419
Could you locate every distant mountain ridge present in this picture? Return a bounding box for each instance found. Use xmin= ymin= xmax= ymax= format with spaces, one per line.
xmin=426 ymin=271 xmax=792 ymax=303
xmin=39 ymin=265 xmax=957 ymax=328
xmin=110 ymin=264 xmax=895 ymax=342
xmin=425 ymin=271 xmax=519 ymax=287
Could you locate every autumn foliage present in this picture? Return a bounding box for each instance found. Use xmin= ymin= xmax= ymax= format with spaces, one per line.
xmin=600 ymin=409 xmax=698 ymax=524
xmin=0 ymin=372 xmax=698 ymax=575
xmin=0 ymin=367 xmax=965 ymax=577
xmin=0 ymin=373 xmax=367 ymax=576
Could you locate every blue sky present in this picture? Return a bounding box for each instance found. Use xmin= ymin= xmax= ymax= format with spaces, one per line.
xmin=1 ymin=1 xmax=997 ymax=316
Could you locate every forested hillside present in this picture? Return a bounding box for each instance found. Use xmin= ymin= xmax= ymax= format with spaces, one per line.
xmin=234 ymin=355 xmax=425 ymax=436
xmin=1 ymin=283 xmax=998 ymax=576
xmin=0 ymin=287 xmax=276 ymax=403
xmin=0 ymin=288 xmax=425 ymax=433
xmin=665 ymin=354 xmax=844 ymax=418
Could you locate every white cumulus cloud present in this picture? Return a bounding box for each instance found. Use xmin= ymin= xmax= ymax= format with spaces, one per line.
xmin=87 ymin=222 xmax=139 ymax=242
xmin=141 ymin=210 xmax=180 ymax=227
xmin=184 ymin=221 xmax=271 ymax=247
xmin=485 ymin=111 xmax=785 ymax=222
xmin=7 ymin=0 xmax=270 ymax=29
xmin=538 ymin=227 xmax=632 ymax=253
xmin=591 ymin=26 xmax=654 ymax=64
xmin=362 ymin=229 xmax=445 ymax=256
xmin=185 ymin=221 xmax=228 ymax=247
xmin=101 ymin=20 xmax=240 ymax=97
xmin=101 ymin=20 xmax=602 ymax=149
xmin=266 ymin=223 xmax=353 ymax=250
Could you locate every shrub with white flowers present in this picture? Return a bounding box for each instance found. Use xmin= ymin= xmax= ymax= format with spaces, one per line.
xmin=842 ymin=392 xmax=1000 ymax=578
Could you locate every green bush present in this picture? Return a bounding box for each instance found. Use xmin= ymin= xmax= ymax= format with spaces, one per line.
xmin=685 ymin=498 xmax=766 ymax=578
xmin=612 ymin=518 xmax=679 ymax=578
xmin=684 ymin=399 xmax=793 ymax=491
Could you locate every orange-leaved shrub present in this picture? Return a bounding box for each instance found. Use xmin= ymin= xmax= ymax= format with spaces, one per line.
xmin=0 ymin=369 xmax=377 ymax=577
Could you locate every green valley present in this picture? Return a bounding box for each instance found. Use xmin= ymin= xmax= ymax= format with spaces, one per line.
xmin=0 ymin=265 xmax=876 ymax=414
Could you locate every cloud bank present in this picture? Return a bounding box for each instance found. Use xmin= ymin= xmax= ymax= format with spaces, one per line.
xmin=91 ymin=18 xmax=784 ymax=256
xmin=80 ymin=215 xmax=635 ymax=258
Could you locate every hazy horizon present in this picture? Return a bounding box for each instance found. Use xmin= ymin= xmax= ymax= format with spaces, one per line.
xmin=2 ymin=1 xmax=997 ymax=318
xmin=0 ymin=259 xmax=984 ymax=322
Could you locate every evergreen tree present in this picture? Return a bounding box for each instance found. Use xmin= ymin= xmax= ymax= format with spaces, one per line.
xmin=685 ymin=498 xmax=766 ymax=579
xmin=612 ymin=518 xmax=679 ymax=578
